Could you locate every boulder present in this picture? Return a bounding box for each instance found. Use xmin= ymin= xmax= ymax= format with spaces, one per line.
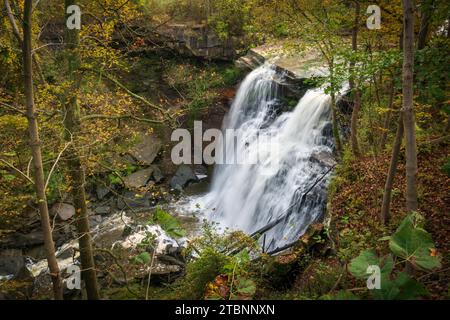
xmin=129 ymin=134 xmax=162 ymax=165
xmin=95 ymin=185 xmax=111 ymax=200
xmin=51 ymin=203 xmax=75 ymax=221
xmin=94 ymin=206 xmax=111 ymax=215
xmin=150 ymin=165 xmax=164 ymax=183
xmin=123 ymin=168 xmax=154 ymax=189
xmin=0 ymin=249 xmax=25 ymax=280
xmin=170 ymin=165 xmax=199 ymax=191
xmin=310 ymin=151 xmax=337 ymax=169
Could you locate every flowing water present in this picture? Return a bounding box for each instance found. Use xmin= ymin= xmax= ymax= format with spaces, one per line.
xmin=185 ymin=64 xmax=335 ymax=252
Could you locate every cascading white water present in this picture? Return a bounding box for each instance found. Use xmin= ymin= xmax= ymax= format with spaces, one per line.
xmin=190 ymin=64 xmax=334 ymax=252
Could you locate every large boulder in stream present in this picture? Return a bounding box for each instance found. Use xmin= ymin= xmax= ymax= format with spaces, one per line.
xmin=170 ymin=165 xmax=199 ymax=191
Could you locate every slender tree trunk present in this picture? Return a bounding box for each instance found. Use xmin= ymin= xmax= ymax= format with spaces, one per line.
xmin=328 ymin=58 xmax=342 ymax=156
xmin=402 ymin=0 xmax=419 ymax=213
xmin=331 ymin=92 xmax=342 ymax=156
xmin=350 ymin=1 xmax=361 ymax=157
xmin=379 ymin=80 xmax=396 ymax=150
xmin=64 ymin=0 xmax=100 ymax=300
xmin=417 ymin=0 xmax=434 ymax=50
xmin=5 ymin=0 xmax=45 ymax=84
xmin=22 ymin=0 xmax=63 ymax=300
xmin=380 ymin=115 xmax=404 ymax=224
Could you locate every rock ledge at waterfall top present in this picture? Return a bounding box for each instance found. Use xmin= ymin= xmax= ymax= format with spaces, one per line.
xmin=236 ymin=42 xmax=328 ymax=81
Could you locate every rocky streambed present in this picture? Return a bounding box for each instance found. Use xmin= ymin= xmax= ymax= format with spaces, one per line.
xmin=0 ymin=131 xmax=211 ymax=299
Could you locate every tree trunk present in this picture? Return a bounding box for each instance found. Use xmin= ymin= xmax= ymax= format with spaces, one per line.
xmin=22 ymin=0 xmax=63 ymax=300
xmin=349 ymin=1 xmax=361 ymax=157
xmin=329 ymin=58 xmax=342 ymax=156
xmin=402 ymin=0 xmax=419 ymax=213
xmin=5 ymin=0 xmax=46 ymax=84
xmin=380 ymin=115 xmax=404 ymax=224
xmin=331 ymin=92 xmax=342 ymax=156
xmin=379 ymin=80 xmax=396 ymax=150
xmin=417 ymin=0 xmax=434 ymax=50
xmin=64 ymin=0 xmax=100 ymax=300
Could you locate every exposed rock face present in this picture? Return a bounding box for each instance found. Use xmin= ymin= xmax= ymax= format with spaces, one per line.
xmin=237 ymin=43 xmax=328 ymax=79
xmin=236 ymin=43 xmax=327 ymax=98
xmin=129 ymin=133 xmax=162 ymax=165
xmin=170 ymin=165 xmax=199 ymax=191
xmin=158 ymin=23 xmax=238 ymax=61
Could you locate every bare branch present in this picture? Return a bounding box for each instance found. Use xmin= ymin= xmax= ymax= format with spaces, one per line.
xmin=44 ymin=140 xmax=72 ymax=191
xmin=0 ymin=158 xmax=34 ymax=184
xmin=81 ymin=113 xmax=163 ymax=125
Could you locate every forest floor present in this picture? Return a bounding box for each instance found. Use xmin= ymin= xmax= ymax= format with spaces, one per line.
xmin=258 ymin=140 xmax=449 ymax=300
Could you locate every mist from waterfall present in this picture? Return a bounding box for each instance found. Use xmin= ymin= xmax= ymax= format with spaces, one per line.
xmin=189 ymin=64 xmax=335 ymax=252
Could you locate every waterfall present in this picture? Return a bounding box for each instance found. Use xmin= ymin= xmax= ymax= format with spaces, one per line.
xmin=191 ymin=64 xmax=335 ymax=252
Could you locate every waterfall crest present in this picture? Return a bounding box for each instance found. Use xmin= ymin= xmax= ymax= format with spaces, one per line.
xmin=192 ymin=64 xmax=334 ymax=252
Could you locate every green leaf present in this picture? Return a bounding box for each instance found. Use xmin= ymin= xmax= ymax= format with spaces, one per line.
xmin=348 ymin=250 xmax=379 ymax=279
xmin=389 ymin=214 xmax=441 ymax=270
xmin=152 ymin=207 xmax=186 ymax=238
xmin=373 ymin=272 xmax=429 ymax=300
xmin=372 ymin=279 xmax=400 ymax=300
xmin=132 ymin=252 xmax=151 ymax=265
xmin=393 ymin=272 xmax=429 ymax=300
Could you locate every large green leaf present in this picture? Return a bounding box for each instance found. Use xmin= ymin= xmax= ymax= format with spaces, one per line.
xmin=389 ymin=214 xmax=441 ymax=270
xmin=152 ymin=207 xmax=186 ymax=238
xmin=373 ymin=272 xmax=429 ymax=300
xmin=393 ymin=272 xmax=429 ymax=300
xmin=348 ymin=250 xmax=379 ymax=279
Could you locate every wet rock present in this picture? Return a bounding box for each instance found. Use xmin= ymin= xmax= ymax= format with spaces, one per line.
xmin=194 ymin=165 xmax=208 ymax=180
xmin=24 ymin=245 xmax=46 ymax=261
xmin=170 ymin=165 xmax=199 ymax=191
xmin=310 ymin=151 xmax=337 ymax=169
xmin=94 ymin=206 xmax=111 ymax=215
xmin=118 ymin=225 xmax=186 ymax=255
xmin=89 ymin=215 xmax=103 ymax=228
xmin=129 ymin=133 xmax=162 ymax=165
xmin=92 ymin=213 xmax=132 ymax=248
xmin=321 ymin=123 xmax=333 ymax=139
xmin=117 ymin=191 xmax=151 ymax=210
xmin=29 ymin=240 xmax=80 ymax=292
xmin=51 ymin=203 xmax=75 ymax=221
